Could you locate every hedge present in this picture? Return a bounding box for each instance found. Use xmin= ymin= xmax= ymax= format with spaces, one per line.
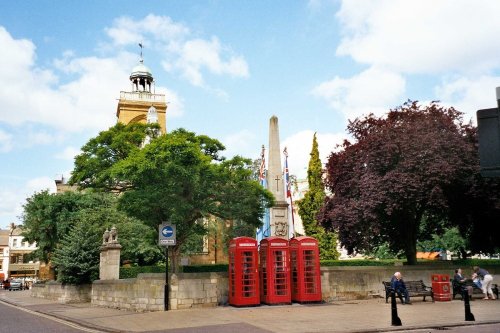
xmin=120 ymin=265 xmax=165 ymax=279
xmin=120 ymin=259 xmax=500 ymax=277
xmin=182 ymin=264 xmax=228 ymax=273
xmin=320 ymin=259 xmax=399 ymax=266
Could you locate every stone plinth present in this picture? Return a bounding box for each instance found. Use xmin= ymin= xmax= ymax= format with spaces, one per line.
xmin=100 ymin=243 xmax=122 ymax=280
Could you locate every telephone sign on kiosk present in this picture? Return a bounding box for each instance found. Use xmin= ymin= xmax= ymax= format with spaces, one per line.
xmin=159 ymin=223 xmax=176 ymax=246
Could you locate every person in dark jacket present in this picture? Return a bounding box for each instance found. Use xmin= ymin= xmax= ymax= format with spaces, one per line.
xmin=454 ymin=268 xmax=473 ymax=299
xmin=391 ymin=272 xmax=411 ymax=304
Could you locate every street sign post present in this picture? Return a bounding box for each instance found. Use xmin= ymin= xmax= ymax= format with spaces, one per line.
xmin=159 ymin=223 xmax=176 ymax=246
xmin=159 ymin=222 xmax=176 ymax=311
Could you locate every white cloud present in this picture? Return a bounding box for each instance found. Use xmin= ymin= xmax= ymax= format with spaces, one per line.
xmin=175 ymin=37 xmax=249 ymax=87
xmin=105 ymin=14 xmax=190 ymax=46
xmin=336 ymin=0 xmax=500 ymax=74
xmin=25 ymin=130 xmax=65 ymax=147
xmin=25 ymin=177 xmax=56 ymax=194
xmin=0 ymin=130 xmax=13 ymax=152
xmin=54 ymin=146 xmax=80 ymax=161
xmin=0 ymin=27 xmax=131 ymax=134
xmin=0 ymin=188 xmax=21 ymax=226
xmin=0 ymin=25 xmax=186 ymax=153
xmin=435 ymin=75 xmax=500 ymax=123
xmin=282 ymin=130 xmax=346 ymax=179
xmin=222 ymin=130 xmax=256 ymax=158
xmin=0 ymin=14 xmax=245 ymax=151
xmin=156 ymin=86 xmax=184 ymax=118
xmin=0 ymin=177 xmax=56 ymax=229
xmin=312 ymin=67 xmax=406 ymax=120
xmin=105 ymin=15 xmax=249 ymax=89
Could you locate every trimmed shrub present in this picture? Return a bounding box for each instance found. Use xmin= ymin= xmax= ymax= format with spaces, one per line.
xmin=182 ymin=264 xmax=228 ymax=273
xmin=320 ymin=259 xmax=399 ymax=266
xmin=119 ymin=259 xmax=500 ymax=278
xmin=120 ymin=265 xmax=164 ymax=279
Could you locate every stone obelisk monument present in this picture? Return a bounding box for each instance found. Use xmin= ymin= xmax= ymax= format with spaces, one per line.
xmin=267 ymin=116 xmax=290 ymax=238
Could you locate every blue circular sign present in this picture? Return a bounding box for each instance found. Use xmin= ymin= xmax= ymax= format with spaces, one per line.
xmin=162 ymin=226 xmax=174 ymax=237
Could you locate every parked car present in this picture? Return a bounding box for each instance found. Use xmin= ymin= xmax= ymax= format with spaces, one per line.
xmin=8 ymin=279 xmax=23 ymax=291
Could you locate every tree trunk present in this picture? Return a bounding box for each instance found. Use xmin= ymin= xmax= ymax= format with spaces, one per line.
xmin=403 ymin=215 xmax=418 ymax=265
xmin=460 ymin=248 xmax=468 ymax=259
xmin=405 ymin=244 xmax=417 ymax=265
xmin=170 ymin=246 xmax=181 ymax=273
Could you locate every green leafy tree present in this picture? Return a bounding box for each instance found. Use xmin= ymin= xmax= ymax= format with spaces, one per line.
xmin=418 ymin=227 xmax=467 ymax=258
xmin=73 ymin=127 xmax=274 ymax=272
xmin=21 ymin=191 xmax=114 ymax=263
xmin=21 ymin=191 xmax=162 ymax=269
xmin=49 ymin=201 xmax=163 ymax=284
xmin=51 ymin=221 xmax=101 ymax=284
xmin=366 ymin=242 xmax=403 ymax=259
xmin=297 ymin=133 xmax=339 ymax=260
xmin=76 ymin=206 xmax=163 ymax=266
xmin=70 ymin=122 xmax=160 ymax=192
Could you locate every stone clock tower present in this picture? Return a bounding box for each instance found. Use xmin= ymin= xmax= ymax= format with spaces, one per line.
xmin=116 ymin=54 xmax=167 ymax=134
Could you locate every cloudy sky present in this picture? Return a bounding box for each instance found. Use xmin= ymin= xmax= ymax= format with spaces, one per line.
xmin=1 ymin=0 xmax=500 ymax=229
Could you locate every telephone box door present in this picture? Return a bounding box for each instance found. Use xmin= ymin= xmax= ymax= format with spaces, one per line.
xmin=229 ymin=237 xmax=259 ymax=306
xmin=290 ymin=236 xmax=322 ymax=303
xmin=259 ymin=237 xmax=291 ymax=305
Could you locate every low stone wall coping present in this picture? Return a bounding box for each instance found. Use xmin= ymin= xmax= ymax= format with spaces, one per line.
xmin=31 ymin=264 xmax=499 ymax=312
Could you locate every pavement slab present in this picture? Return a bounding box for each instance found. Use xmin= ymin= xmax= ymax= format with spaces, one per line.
xmin=1 ymin=290 xmax=500 ymax=333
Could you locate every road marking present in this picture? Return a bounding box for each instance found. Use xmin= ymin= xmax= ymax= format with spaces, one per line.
xmin=0 ymin=299 xmax=105 ymax=333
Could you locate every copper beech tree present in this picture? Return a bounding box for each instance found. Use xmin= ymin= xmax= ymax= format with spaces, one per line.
xmin=319 ymin=101 xmax=500 ymax=264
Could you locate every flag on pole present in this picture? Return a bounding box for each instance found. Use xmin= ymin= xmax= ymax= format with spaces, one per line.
xmin=256 ymin=145 xmax=270 ymax=242
xmin=283 ymin=148 xmax=292 ymax=198
xmin=259 ymin=145 xmax=266 ymax=185
xmin=283 ymin=147 xmax=295 ymax=237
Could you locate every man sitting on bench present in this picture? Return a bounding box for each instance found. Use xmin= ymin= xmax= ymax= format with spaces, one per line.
xmin=454 ymin=268 xmax=473 ymax=299
xmin=391 ymin=272 xmax=411 ymax=304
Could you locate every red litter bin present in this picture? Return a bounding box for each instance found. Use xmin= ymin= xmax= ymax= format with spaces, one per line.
xmin=290 ymin=236 xmax=322 ymax=303
xmin=260 ymin=237 xmax=291 ymax=305
xmin=228 ymin=237 xmax=260 ymax=307
xmin=431 ymin=274 xmax=451 ymax=301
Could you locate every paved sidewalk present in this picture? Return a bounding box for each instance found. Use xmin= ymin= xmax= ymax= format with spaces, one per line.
xmin=1 ymin=290 xmax=500 ymax=333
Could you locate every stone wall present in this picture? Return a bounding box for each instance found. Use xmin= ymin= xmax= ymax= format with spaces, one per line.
xmin=320 ymin=264 xmax=499 ymax=301
xmin=91 ymin=272 xmax=228 ymax=312
xmin=31 ymin=265 xmax=498 ymax=311
xmin=92 ymin=274 xmax=164 ymax=311
xmin=31 ymin=281 xmax=91 ymax=303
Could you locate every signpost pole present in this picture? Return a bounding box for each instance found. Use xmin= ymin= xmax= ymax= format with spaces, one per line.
xmin=165 ymin=246 xmax=169 ymax=311
xmin=159 ymin=222 xmax=175 ymax=312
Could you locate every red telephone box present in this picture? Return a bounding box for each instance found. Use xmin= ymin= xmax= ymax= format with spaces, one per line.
xmin=228 ymin=237 xmax=260 ymax=306
xmin=259 ymin=237 xmax=291 ymax=305
xmin=290 ymin=236 xmax=322 ymax=303
xmin=431 ymin=274 xmax=451 ymax=301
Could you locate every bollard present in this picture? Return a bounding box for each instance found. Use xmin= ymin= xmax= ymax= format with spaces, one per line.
xmin=462 ymin=288 xmax=475 ymax=321
xmin=391 ymin=289 xmax=402 ymax=326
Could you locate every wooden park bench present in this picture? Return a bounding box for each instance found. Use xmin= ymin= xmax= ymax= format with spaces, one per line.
xmin=452 ymin=279 xmax=499 ymax=300
xmin=383 ymin=280 xmax=434 ymax=303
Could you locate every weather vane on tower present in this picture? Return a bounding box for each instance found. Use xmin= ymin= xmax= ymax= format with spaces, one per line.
xmin=138 ymin=42 xmax=143 ymax=62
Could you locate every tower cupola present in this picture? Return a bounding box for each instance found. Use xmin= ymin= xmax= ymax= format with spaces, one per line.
xmin=130 ymin=59 xmax=154 ymax=93
xmin=117 ymin=43 xmax=167 ymax=134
